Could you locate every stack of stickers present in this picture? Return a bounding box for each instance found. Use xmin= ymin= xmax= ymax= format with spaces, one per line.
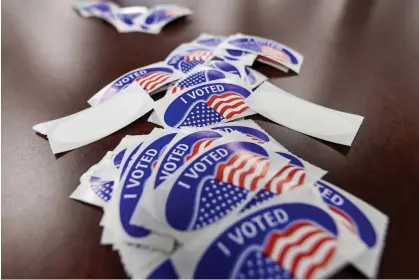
xmin=33 ymin=33 xmax=364 ymax=153
xmin=73 ymin=1 xmax=192 ymax=34
xmin=71 ymin=120 xmax=388 ymax=279
xmin=32 ymin=32 xmax=380 ymax=278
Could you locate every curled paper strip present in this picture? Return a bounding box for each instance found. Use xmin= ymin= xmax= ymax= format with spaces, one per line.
xmin=47 ymin=86 xmax=154 ymax=154
xmin=248 ymin=82 xmax=364 ymax=146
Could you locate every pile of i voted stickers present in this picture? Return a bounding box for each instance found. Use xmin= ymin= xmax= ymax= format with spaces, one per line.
xmin=73 ymin=1 xmax=192 ymax=34
xmin=33 ymin=33 xmax=387 ymax=278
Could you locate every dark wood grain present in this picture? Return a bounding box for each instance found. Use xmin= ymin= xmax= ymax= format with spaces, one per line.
xmin=2 ymin=0 xmax=419 ymax=278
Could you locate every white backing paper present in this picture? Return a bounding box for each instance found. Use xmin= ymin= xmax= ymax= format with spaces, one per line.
xmin=249 ymin=82 xmax=364 ymax=146
xmin=48 ymin=84 xmax=154 ymax=154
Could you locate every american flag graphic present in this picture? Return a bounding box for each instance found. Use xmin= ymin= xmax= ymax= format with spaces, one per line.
xmin=264 ymin=164 xmax=306 ymax=194
xmin=178 ymin=102 xmax=225 ymax=127
xmin=215 ymin=152 xmax=269 ymax=191
xmin=259 ymin=45 xmax=291 ymax=64
xmin=185 ymin=50 xmax=213 ymax=62
xmin=135 ymin=72 xmax=170 ymax=91
xmin=231 ymin=39 xmax=291 ymax=65
xmin=263 ymin=221 xmax=337 ymax=279
xmin=185 ymin=139 xmax=215 ymax=162
xmin=206 ymin=92 xmax=249 ymax=120
xmin=90 ymin=176 xmax=114 ymax=202
xmin=171 ymin=71 xmax=211 ymax=94
xmin=189 ymin=179 xmax=249 ymax=230
xmin=240 ymin=189 xmax=276 ymax=212
xmin=328 ymin=205 xmax=357 ymax=234
xmin=179 ymin=60 xmax=206 ymax=73
xmin=231 ymin=245 xmax=291 ymax=279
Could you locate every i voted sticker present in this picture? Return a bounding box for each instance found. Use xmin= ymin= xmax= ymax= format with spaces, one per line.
xmin=88 ymin=62 xmax=182 ymax=106
xmin=165 ymin=44 xmax=214 ymax=74
xmin=150 ymin=130 xmax=223 ymax=189
xmin=169 ymin=67 xmax=226 ymax=94
xmin=135 ymin=5 xmax=192 ymax=34
xmin=191 ymin=34 xmax=257 ymax=65
xmin=219 ymin=34 xmax=303 ymax=73
xmin=133 ymin=136 xmax=289 ymax=243
xmin=155 ymin=81 xmax=255 ymax=129
xmin=314 ymin=180 xmax=389 ymax=278
xmin=74 ymin=1 xmax=119 ymax=19
xmin=160 ymin=190 xmax=366 ymax=279
xmin=103 ymin=131 xmax=177 ymax=251
xmin=70 ymin=135 xmax=146 ymax=208
xmin=130 ymin=129 xmax=224 ymax=235
xmin=241 ymin=150 xmax=326 ymax=212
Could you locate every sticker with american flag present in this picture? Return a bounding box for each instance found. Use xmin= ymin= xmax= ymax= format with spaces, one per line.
xmin=207 ymin=60 xmax=244 ymax=79
xmin=90 ymin=176 xmax=114 ymax=202
xmin=314 ymin=180 xmax=380 ymax=249
xmin=191 ymin=34 xmax=256 ymax=64
xmin=92 ymin=63 xmax=180 ymax=106
xmin=152 ymin=130 xmax=223 ymax=189
xmin=262 ymin=221 xmax=337 ymax=279
xmin=160 ymin=82 xmax=253 ymax=128
xmin=169 ymin=68 xmax=225 ymax=94
xmin=137 ymin=5 xmax=192 ymax=34
xmin=314 ymin=180 xmax=388 ymax=278
xmin=193 ymin=34 xmax=226 ymax=48
xmin=165 ymin=197 xmax=348 ymax=279
xmin=236 ymin=163 xmax=307 ymax=213
xmin=165 ymin=45 xmax=214 ymax=73
xmin=239 ymin=150 xmax=328 ymax=213
xmin=222 ymin=34 xmax=303 ymax=73
xmin=116 ymin=132 xmax=177 ymax=239
xmin=215 ymin=151 xmax=270 ymax=192
xmin=161 ymin=141 xmax=271 ymax=233
xmin=136 ymin=71 xmax=171 ymax=91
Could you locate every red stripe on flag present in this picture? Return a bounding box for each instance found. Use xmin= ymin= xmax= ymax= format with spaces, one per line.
xmin=206 ymin=92 xmax=249 ymax=119
xmin=185 ymin=139 xmax=215 ymax=162
xmin=262 ymin=221 xmax=337 ymax=279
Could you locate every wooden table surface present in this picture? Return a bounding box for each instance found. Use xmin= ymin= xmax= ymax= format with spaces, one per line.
xmin=3 ymin=0 xmax=419 ymax=278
